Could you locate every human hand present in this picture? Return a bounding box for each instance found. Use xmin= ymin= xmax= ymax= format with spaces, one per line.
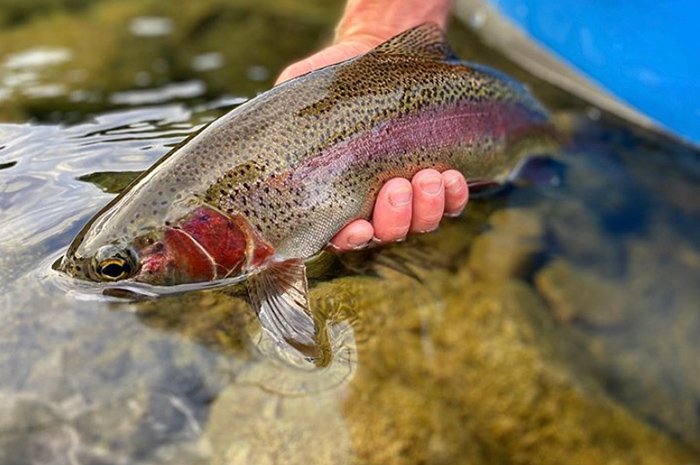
xmin=276 ymin=0 xmax=465 ymax=251
xmin=277 ymin=0 xmax=454 ymax=84
xmin=331 ymin=169 xmax=469 ymax=250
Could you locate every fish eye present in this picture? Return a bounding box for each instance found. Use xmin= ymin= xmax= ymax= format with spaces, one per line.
xmin=91 ymin=245 xmax=137 ymax=281
xmin=97 ymin=258 xmax=131 ymax=280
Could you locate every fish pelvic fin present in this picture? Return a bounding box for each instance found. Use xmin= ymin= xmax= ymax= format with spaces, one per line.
xmin=371 ymin=23 xmax=457 ymax=61
xmin=247 ymin=259 xmax=319 ymax=360
xmin=466 ymin=179 xmax=507 ymax=198
xmin=467 ymin=155 xmax=567 ymax=198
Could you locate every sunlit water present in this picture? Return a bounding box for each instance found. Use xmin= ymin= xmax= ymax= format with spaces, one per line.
xmin=1 ymin=2 xmax=700 ymax=464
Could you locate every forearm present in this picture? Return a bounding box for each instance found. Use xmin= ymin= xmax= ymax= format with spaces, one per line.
xmin=276 ymin=0 xmax=454 ymax=83
xmin=335 ymin=0 xmax=454 ymax=44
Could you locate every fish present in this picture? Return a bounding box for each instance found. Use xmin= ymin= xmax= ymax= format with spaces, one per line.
xmin=60 ymin=23 xmax=558 ymax=357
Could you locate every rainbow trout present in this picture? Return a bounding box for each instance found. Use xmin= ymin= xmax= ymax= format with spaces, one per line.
xmin=61 ymin=24 xmax=556 ymax=355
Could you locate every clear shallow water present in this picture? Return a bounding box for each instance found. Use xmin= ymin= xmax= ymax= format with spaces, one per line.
xmin=1 ymin=1 xmax=700 ymax=464
xmin=0 ymin=101 xmax=359 ymax=463
xmin=0 ymin=104 xmax=235 ymax=463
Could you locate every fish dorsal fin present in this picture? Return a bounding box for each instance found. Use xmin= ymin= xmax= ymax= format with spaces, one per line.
xmin=371 ymin=23 xmax=455 ymax=60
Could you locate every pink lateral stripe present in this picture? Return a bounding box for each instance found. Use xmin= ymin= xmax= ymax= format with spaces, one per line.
xmin=294 ymin=101 xmax=540 ymax=179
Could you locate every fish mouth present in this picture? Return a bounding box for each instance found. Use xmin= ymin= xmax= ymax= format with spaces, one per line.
xmin=53 ymin=255 xmax=68 ymax=273
xmin=56 ymin=253 xmax=91 ymax=280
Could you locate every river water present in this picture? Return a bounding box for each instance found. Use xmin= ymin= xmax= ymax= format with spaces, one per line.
xmin=1 ymin=1 xmax=699 ymax=464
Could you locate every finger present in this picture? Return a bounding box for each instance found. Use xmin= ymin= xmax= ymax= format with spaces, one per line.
xmin=276 ymin=61 xmax=316 ymax=85
xmin=443 ymin=170 xmax=469 ymax=217
xmin=275 ymin=41 xmax=373 ymax=84
xmin=276 ymin=49 xmax=337 ymax=85
xmin=410 ymin=169 xmax=445 ymax=233
xmin=372 ymin=178 xmax=413 ymax=242
xmin=330 ymin=219 xmax=374 ymax=251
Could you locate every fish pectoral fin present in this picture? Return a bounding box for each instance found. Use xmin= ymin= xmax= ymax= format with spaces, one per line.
xmin=371 ymin=23 xmax=456 ymax=61
xmin=246 ymin=259 xmax=319 ymax=360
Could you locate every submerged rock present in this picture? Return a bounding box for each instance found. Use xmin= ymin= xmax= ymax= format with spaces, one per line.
xmin=468 ymin=208 xmax=545 ymax=281
xmin=202 ymin=385 xmax=354 ymax=465
xmin=535 ymin=259 xmax=628 ymax=326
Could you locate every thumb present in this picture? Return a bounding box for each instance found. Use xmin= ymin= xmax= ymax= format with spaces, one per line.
xmin=275 ymin=39 xmax=381 ymax=85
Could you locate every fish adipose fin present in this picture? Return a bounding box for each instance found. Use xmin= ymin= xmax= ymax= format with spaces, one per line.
xmin=371 ymin=23 xmax=456 ymax=61
xmin=247 ymin=259 xmax=319 ymax=359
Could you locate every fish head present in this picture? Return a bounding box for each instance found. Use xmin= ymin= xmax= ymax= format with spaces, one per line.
xmin=61 ymin=228 xmax=218 ymax=286
xmin=61 ymin=204 xmax=271 ymax=286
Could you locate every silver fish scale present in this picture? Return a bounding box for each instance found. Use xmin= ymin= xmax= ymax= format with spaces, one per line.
xmin=68 ymin=25 xmax=552 ymax=268
xmin=204 ymin=56 xmax=547 ymax=259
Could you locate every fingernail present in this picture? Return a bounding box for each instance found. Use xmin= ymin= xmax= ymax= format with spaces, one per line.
xmin=420 ymin=175 xmax=442 ymax=196
xmin=389 ymin=187 xmax=412 ymax=207
xmin=347 ymin=234 xmax=368 ymax=249
xmin=445 ymin=175 xmax=461 ymax=190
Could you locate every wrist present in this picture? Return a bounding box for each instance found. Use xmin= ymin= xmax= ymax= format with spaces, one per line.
xmin=335 ymin=0 xmax=454 ymax=45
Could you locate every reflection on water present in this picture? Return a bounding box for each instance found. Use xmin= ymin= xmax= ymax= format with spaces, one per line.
xmin=1 ymin=1 xmax=700 ymax=464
